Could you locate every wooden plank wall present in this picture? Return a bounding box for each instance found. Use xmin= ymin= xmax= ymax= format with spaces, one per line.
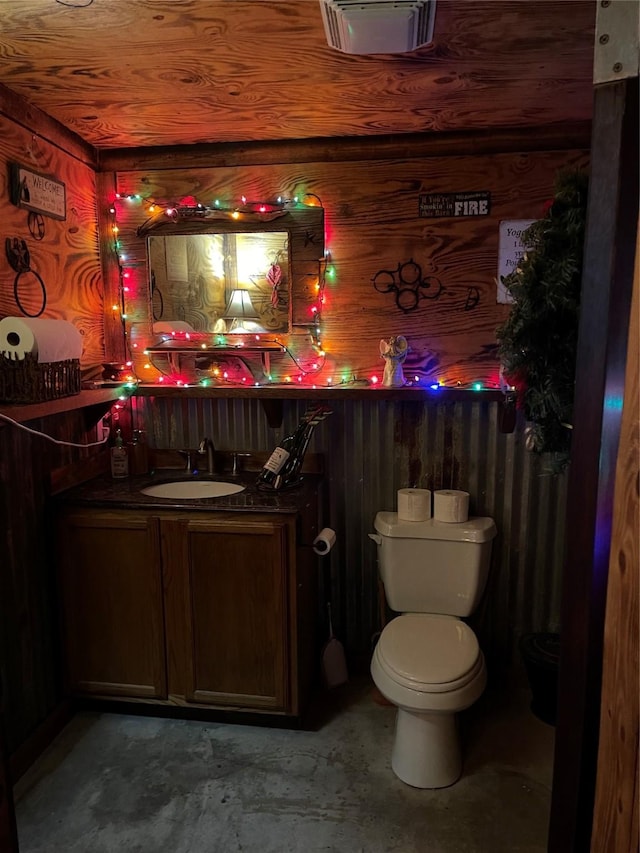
xmin=112 ymin=146 xmax=589 ymax=388
xmin=0 ymin=111 xmax=103 ymax=380
xmin=591 ymin=226 xmax=639 ymax=853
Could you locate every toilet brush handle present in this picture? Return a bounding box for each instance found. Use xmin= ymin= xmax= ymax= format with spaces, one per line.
xmin=327 ymin=602 xmax=335 ymax=638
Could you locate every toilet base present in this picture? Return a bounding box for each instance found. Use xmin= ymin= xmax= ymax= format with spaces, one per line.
xmin=391 ymin=707 xmax=461 ymax=789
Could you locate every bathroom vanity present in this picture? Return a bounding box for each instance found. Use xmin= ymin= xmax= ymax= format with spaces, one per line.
xmin=54 ymin=470 xmax=321 ymax=724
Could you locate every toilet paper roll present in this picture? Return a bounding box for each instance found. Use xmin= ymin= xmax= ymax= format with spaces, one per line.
xmin=433 ymin=490 xmax=470 ymax=523
xmin=397 ymin=488 xmax=432 ymax=522
xmin=313 ymin=527 xmax=337 ymax=556
xmin=0 ymin=317 xmax=83 ymax=363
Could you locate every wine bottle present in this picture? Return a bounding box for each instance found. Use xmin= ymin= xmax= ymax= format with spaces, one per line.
xmin=277 ymin=410 xmax=322 ymax=488
xmin=257 ymin=405 xmax=331 ymax=490
xmin=256 ymin=426 xmax=301 ymax=489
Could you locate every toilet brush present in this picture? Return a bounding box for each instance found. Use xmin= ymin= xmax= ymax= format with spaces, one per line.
xmin=321 ymin=602 xmax=348 ymax=688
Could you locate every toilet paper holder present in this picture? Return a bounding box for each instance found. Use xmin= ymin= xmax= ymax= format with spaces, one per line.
xmin=313 ymin=527 xmax=337 ymax=556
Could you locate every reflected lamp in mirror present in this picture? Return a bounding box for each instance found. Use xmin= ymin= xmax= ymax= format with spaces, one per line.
xmin=224 ymin=288 xmax=266 ymax=334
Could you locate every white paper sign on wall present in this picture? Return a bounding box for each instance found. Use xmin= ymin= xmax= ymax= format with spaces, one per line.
xmin=497 ymin=219 xmax=536 ymax=304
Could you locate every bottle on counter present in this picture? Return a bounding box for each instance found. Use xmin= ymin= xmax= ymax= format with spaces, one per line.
xmin=110 ymin=428 xmax=129 ymax=479
xmin=128 ymin=429 xmax=149 ymax=475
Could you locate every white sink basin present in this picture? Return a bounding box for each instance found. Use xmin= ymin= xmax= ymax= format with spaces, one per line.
xmin=140 ymin=480 xmax=245 ymax=499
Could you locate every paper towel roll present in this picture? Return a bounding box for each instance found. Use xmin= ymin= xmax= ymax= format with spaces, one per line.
xmin=313 ymin=527 xmax=337 ymax=556
xmin=397 ymin=488 xmax=432 ymax=522
xmin=0 ymin=317 xmax=83 ymax=363
xmin=433 ymin=490 xmax=470 ymax=523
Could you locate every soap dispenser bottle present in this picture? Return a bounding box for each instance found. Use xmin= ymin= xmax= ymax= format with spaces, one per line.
xmin=110 ymin=428 xmax=129 ymax=479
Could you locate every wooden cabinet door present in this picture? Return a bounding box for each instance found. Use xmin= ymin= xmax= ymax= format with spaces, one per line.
xmin=182 ymin=517 xmax=291 ymax=710
xmin=58 ymin=510 xmax=166 ymax=699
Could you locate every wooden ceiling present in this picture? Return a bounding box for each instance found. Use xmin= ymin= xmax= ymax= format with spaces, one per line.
xmin=0 ymin=0 xmax=595 ymax=151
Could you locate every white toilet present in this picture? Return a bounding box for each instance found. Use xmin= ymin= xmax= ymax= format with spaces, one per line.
xmin=369 ymin=510 xmax=497 ymax=789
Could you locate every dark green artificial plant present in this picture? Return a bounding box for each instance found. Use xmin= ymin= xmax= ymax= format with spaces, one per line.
xmin=497 ymin=169 xmax=589 ymax=468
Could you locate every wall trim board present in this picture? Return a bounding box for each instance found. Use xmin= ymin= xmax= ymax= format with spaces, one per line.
xmin=97 ymin=122 xmax=592 ymax=173
xmin=130 ymin=386 xmax=505 ymax=403
xmin=0 ymin=83 xmax=96 ymax=169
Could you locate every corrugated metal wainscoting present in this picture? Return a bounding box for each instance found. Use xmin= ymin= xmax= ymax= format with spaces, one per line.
xmin=133 ymin=395 xmax=568 ymax=674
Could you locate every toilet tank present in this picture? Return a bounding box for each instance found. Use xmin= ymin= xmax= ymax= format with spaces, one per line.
xmin=372 ymin=511 xmax=497 ymax=617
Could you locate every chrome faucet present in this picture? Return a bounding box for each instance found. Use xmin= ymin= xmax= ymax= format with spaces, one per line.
xmin=197 ymin=437 xmax=216 ymax=474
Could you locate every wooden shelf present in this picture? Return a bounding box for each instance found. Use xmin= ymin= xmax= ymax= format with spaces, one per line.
xmin=0 ymin=388 xmax=123 ymax=424
xmin=128 ymin=384 xmax=507 ymax=428
xmin=131 ymin=383 xmax=504 ymax=403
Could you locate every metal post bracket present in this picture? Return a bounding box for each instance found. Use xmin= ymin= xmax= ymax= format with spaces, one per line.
xmin=594 ymin=0 xmax=639 ymax=85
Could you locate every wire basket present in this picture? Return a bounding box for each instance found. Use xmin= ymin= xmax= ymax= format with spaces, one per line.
xmin=0 ymin=353 xmax=81 ymax=404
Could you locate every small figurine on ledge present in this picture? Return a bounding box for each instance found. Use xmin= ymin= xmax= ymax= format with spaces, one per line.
xmin=380 ymin=335 xmax=408 ymax=387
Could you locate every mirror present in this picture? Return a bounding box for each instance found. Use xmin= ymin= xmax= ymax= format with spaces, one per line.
xmin=142 ymin=204 xmax=325 ymax=340
xmin=149 ymin=231 xmax=290 ymax=334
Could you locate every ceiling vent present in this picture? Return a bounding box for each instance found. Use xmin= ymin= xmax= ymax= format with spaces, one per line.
xmin=319 ymin=0 xmax=437 ymax=55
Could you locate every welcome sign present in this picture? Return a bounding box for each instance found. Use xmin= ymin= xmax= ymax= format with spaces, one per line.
xmin=10 ymin=163 xmax=66 ymax=220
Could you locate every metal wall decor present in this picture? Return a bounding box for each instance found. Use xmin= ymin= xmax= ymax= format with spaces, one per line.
xmin=372 ymin=258 xmax=442 ymax=312
xmin=464 ymin=287 xmax=480 ymax=311
xmin=27 ymin=211 xmax=46 ymax=241
xmin=5 ymin=237 xmax=47 ymax=317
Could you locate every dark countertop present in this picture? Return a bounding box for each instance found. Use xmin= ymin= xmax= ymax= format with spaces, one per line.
xmin=54 ymin=469 xmax=321 ymax=515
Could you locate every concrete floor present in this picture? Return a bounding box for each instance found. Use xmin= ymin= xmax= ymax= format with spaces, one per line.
xmin=15 ymin=677 xmax=554 ymax=853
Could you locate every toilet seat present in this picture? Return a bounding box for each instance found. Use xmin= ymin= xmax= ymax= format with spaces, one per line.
xmin=375 ymin=613 xmax=482 ymax=693
xmin=371 ymin=615 xmax=487 ymax=715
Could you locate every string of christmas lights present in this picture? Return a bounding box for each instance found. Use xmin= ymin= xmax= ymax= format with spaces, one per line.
xmin=107 ymin=199 xmax=139 ymax=388
xmin=107 ymin=189 xmax=499 ymax=393
xmin=108 ymin=189 xmax=331 ymax=387
xmin=116 ymin=191 xmax=318 ymax=238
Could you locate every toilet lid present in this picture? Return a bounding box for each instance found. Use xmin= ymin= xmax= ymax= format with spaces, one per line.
xmin=377 ymin=614 xmax=480 ymax=691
